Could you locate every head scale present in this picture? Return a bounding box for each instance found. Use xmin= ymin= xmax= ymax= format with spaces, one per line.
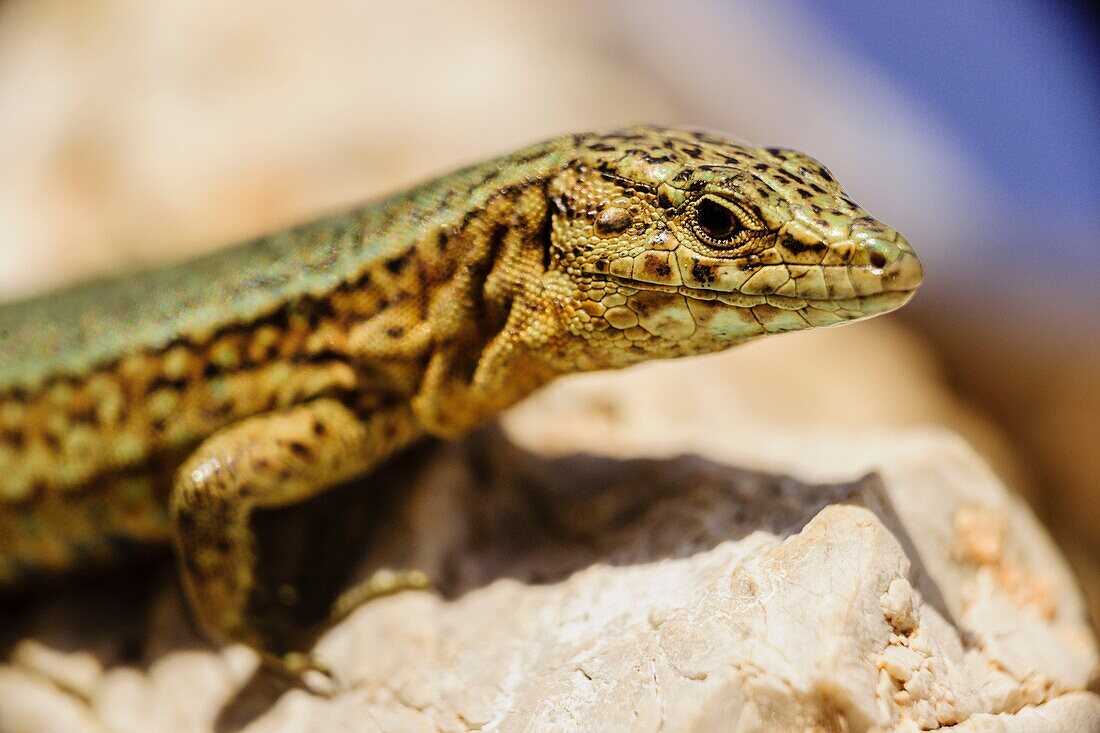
xmin=533 ymin=125 xmax=923 ymax=370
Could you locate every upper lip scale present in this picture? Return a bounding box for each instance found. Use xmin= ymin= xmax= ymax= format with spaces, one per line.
xmin=589 ymin=272 xmax=916 ymax=304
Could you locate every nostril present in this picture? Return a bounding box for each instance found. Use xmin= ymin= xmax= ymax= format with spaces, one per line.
xmin=868 ymin=250 xmax=887 ymax=270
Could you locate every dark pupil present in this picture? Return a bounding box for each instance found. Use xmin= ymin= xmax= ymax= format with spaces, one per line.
xmin=697 ymin=199 xmax=739 ymax=241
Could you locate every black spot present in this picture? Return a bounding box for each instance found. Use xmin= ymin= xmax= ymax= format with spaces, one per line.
xmin=657 ymin=190 xmax=676 ymax=210
xmin=535 ymin=200 xmax=554 ymax=272
xmin=384 ymin=255 xmax=408 ymax=274
xmin=594 ymin=259 xmax=610 ymax=273
xmin=488 ymin=224 xmax=509 ymax=260
xmin=781 ymin=235 xmax=826 ymax=255
xmin=386 ymin=326 xmax=405 ymax=338
xmin=312 ymin=421 xmax=327 ymax=437
xmin=148 ymin=375 xmax=189 ymax=392
xmin=267 ymin=308 xmax=292 ymax=331
xmin=796 ymin=188 xmax=812 ymax=199
xmin=288 ymin=442 xmax=312 ymax=460
xmin=869 ymin=250 xmax=887 ymax=269
xmin=176 ymin=511 xmax=196 ymax=531
xmin=2 ymin=428 xmax=24 ymax=450
xmin=692 ymin=262 xmax=716 ymax=284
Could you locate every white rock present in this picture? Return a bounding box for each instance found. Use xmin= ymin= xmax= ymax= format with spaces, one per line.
xmin=2 ymin=328 xmax=1096 ymax=732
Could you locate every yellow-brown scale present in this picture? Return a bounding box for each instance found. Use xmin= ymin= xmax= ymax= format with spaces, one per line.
xmin=0 ymin=127 xmax=922 ymax=658
xmin=0 ymin=217 xmax=477 ymax=584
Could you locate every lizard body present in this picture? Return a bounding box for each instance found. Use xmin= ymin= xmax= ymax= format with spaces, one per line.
xmin=0 ymin=126 xmax=922 ymax=656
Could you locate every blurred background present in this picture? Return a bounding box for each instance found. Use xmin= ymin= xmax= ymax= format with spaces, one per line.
xmin=0 ymin=1 xmax=1096 ymax=624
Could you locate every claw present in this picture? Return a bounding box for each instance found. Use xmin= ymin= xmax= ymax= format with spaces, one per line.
xmin=261 ymin=651 xmax=338 ymax=696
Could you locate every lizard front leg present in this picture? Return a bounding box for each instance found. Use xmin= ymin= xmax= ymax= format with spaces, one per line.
xmin=170 ymin=397 xmax=421 ymax=662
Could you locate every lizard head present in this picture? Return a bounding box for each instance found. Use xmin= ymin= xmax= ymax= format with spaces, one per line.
xmin=538 ymin=125 xmax=923 ymax=369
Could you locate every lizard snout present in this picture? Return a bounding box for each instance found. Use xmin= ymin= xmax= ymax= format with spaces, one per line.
xmin=856 ymin=230 xmax=923 ymax=295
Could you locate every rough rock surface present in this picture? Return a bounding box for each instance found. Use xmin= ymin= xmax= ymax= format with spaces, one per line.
xmin=0 ymin=2 xmax=1096 ymax=730
xmin=2 ymin=0 xmax=1096 ymax=643
xmin=1 ymin=323 xmax=1097 ymax=732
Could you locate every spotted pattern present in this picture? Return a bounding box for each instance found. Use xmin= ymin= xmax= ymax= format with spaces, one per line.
xmin=543 ymin=127 xmax=922 ymax=367
xmin=0 ymin=125 xmax=921 ymax=589
xmin=0 ymin=221 xmax=471 ymax=582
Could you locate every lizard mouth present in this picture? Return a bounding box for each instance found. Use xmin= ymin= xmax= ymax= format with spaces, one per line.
xmin=600 ymin=273 xmax=916 ymax=313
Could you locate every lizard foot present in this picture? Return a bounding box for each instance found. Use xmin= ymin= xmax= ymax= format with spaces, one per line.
xmin=260 ymin=650 xmax=338 ymax=696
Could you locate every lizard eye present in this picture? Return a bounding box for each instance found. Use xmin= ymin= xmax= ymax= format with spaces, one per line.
xmin=694 ymin=197 xmax=743 ymax=246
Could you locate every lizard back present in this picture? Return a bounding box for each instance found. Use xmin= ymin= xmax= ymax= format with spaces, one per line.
xmin=0 ymin=135 xmax=571 ymax=583
xmin=0 ymin=126 xmax=923 ymax=587
xmin=0 ymin=138 xmax=567 ymax=392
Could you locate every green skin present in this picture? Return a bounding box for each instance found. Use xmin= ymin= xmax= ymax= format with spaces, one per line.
xmin=0 ymin=126 xmax=922 ymax=662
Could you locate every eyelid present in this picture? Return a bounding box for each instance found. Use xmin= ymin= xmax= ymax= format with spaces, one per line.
xmin=693 ymin=197 xmax=744 ymax=248
xmin=698 ymin=194 xmax=758 ymax=229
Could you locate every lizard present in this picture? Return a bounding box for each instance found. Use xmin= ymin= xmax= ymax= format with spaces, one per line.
xmin=0 ymin=125 xmax=922 ymax=667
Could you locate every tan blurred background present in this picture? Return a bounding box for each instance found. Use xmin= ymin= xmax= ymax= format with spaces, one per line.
xmin=0 ymin=0 xmax=1096 ymax=625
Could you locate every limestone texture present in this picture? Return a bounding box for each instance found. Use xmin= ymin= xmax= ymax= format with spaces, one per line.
xmin=1 ymin=323 xmax=1097 ymax=732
